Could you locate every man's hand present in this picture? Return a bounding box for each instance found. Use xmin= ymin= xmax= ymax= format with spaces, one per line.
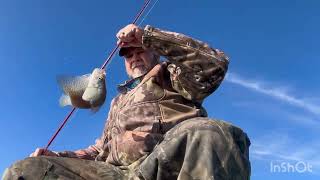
xmin=29 ymin=148 xmax=58 ymax=157
xmin=116 ymin=24 xmax=143 ymax=48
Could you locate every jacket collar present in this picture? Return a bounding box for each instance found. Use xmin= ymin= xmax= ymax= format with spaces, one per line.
xmin=117 ymin=76 xmax=143 ymax=94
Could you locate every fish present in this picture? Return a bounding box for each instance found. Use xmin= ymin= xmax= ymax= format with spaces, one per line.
xmin=57 ymin=68 xmax=107 ymax=112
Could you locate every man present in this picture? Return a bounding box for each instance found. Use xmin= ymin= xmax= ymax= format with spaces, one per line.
xmin=3 ymin=24 xmax=251 ymax=180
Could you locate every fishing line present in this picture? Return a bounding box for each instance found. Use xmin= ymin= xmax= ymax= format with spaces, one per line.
xmin=138 ymin=0 xmax=160 ymax=26
xmin=44 ymin=0 xmax=155 ymax=153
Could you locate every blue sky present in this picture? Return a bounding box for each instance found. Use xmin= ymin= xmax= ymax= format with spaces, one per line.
xmin=0 ymin=0 xmax=319 ymax=179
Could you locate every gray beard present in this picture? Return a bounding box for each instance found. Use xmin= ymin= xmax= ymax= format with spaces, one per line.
xmin=129 ymin=66 xmax=148 ymax=79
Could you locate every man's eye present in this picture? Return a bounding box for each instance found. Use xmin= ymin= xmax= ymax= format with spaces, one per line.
xmin=125 ymin=54 xmax=133 ymax=58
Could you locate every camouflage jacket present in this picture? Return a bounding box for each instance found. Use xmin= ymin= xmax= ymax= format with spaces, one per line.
xmin=56 ymin=25 xmax=229 ymax=166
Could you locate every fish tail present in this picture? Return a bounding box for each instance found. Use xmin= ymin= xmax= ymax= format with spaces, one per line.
xmin=59 ymin=94 xmax=71 ymax=107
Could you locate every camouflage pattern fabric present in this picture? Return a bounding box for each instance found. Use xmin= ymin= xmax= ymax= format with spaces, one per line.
xmin=143 ymin=25 xmax=229 ymax=103
xmin=2 ymin=156 xmax=125 ymax=180
xmin=136 ymin=118 xmax=251 ymax=180
xmin=3 ymin=118 xmax=250 ymax=180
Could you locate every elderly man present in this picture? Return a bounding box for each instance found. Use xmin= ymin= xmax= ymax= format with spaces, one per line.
xmin=3 ymin=24 xmax=251 ymax=180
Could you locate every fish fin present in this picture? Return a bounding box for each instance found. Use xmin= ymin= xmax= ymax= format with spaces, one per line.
xmin=59 ymin=94 xmax=72 ymax=107
xmin=57 ymin=74 xmax=91 ymax=94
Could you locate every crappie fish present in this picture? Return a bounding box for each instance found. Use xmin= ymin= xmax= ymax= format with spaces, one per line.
xmin=57 ymin=68 xmax=107 ymax=112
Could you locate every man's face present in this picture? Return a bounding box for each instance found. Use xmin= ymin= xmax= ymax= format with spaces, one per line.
xmin=123 ymin=47 xmax=158 ymax=78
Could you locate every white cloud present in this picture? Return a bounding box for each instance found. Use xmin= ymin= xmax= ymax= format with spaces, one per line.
xmin=251 ymin=132 xmax=320 ymax=171
xmin=225 ymin=73 xmax=320 ymax=115
xmin=285 ymin=114 xmax=319 ymax=126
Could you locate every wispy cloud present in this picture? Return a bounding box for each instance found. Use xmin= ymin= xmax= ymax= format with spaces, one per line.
xmin=225 ymin=73 xmax=320 ymax=115
xmin=285 ymin=114 xmax=320 ymax=126
xmin=251 ymin=132 xmax=320 ymax=171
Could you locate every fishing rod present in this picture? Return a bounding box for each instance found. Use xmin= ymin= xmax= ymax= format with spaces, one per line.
xmin=44 ymin=0 xmax=155 ymax=153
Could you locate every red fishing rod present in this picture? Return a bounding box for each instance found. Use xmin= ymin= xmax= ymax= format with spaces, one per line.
xmin=44 ymin=0 xmax=153 ymax=152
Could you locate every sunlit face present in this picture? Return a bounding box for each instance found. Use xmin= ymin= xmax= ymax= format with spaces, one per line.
xmin=124 ymin=47 xmax=159 ymax=78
